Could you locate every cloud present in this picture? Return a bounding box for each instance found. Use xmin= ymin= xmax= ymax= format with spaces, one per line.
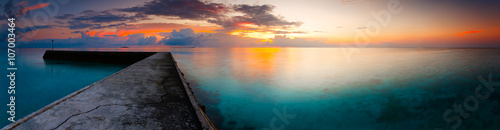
xmin=16 ymin=25 xmax=53 ymax=39
xmin=355 ymin=27 xmax=367 ymax=29
xmin=114 ymin=23 xmax=197 ymax=37
xmin=457 ymin=30 xmax=482 ymax=37
xmin=159 ymin=28 xmax=207 ymax=46
xmin=192 ymin=33 xmax=334 ymax=47
xmin=91 ymin=23 xmax=127 ymax=29
xmin=67 ymin=22 xmax=100 ymax=29
xmin=54 ymin=14 xmax=75 ymax=19
xmin=19 ymin=25 xmax=53 ymax=33
xmin=2 ymin=0 xmax=24 ymax=18
xmin=14 ymin=26 xmax=335 ymax=48
xmin=124 ymin=33 xmax=157 ymax=45
xmin=118 ymin=0 xmax=301 ymax=29
xmin=18 ymin=34 xmax=117 ymax=48
xmin=55 ymin=10 xmax=146 ymax=29
xmin=103 ymin=35 xmax=119 ymax=38
xmin=273 ymin=30 xmax=308 ymax=34
xmin=232 ymin=4 xmax=302 ymax=27
xmin=268 ymin=35 xmax=334 ymax=47
xmin=118 ymin=0 xmax=227 ymax=20
xmin=207 ymin=4 xmax=302 ymax=29
xmin=22 ymin=3 xmax=50 ymax=13
xmin=158 ymin=32 xmax=171 ymax=37
xmin=18 ymin=31 xmax=156 ymax=48
xmin=1 ymin=0 xmax=51 ymax=18
xmin=72 ymin=13 xmax=132 ymax=23
xmin=8 ymin=0 xmax=308 ymax=47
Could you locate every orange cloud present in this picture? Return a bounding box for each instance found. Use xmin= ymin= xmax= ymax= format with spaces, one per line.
xmin=237 ymin=22 xmax=258 ymax=28
xmin=18 ymin=1 xmax=28 ymax=6
xmin=82 ymin=31 xmax=119 ymax=38
xmin=85 ymin=31 xmax=98 ymax=37
xmin=116 ymin=23 xmax=220 ymax=37
xmin=23 ymin=3 xmax=50 ymax=13
xmin=95 ymin=31 xmax=116 ymax=38
xmin=456 ymin=31 xmax=482 ymax=37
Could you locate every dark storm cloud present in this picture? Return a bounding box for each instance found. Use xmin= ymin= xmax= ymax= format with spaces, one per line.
xmin=72 ymin=13 xmax=131 ymax=23
xmin=69 ymin=10 xmax=147 ymax=23
xmin=20 ymin=25 xmax=53 ymax=31
xmin=117 ymin=0 xmax=301 ymax=28
xmin=231 ymin=4 xmax=302 ymax=27
xmin=16 ymin=25 xmax=54 ymax=39
xmin=66 ymin=22 xmax=127 ymax=30
xmin=54 ymin=10 xmax=145 ymax=29
xmin=1 ymin=0 xmax=25 ymax=18
xmin=65 ymin=22 xmax=126 ymax=30
xmin=118 ymin=0 xmax=227 ymax=20
xmin=207 ymin=4 xmax=302 ymax=28
xmin=14 ymin=25 xmax=54 ymax=40
xmin=2 ymin=0 xmax=15 ymax=17
xmin=71 ymin=31 xmax=83 ymax=34
xmin=91 ymin=23 xmax=127 ymax=29
xmin=34 ymin=0 xmax=301 ymax=31
xmin=67 ymin=21 xmax=100 ymax=29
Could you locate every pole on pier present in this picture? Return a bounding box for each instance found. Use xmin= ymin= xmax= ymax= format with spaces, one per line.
xmin=52 ymin=40 xmax=54 ymax=51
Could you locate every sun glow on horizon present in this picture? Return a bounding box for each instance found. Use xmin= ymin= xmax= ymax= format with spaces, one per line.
xmin=229 ymin=30 xmax=275 ymax=40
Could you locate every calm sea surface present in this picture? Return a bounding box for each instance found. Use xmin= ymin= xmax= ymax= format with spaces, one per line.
xmin=2 ymin=48 xmax=500 ymax=129
xmin=0 ymin=48 xmax=129 ymax=127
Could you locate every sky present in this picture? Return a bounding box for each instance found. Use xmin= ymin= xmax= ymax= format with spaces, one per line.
xmin=1 ymin=0 xmax=500 ymax=48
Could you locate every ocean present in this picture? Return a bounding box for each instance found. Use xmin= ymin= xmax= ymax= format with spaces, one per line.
xmin=2 ymin=48 xmax=500 ymax=129
xmin=0 ymin=48 xmax=129 ymax=127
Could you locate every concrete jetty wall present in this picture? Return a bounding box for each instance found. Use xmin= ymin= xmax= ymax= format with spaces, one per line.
xmin=3 ymin=51 xmax=215 ymax=130
xmin=43 ymin=50 xmax=156 ymax=64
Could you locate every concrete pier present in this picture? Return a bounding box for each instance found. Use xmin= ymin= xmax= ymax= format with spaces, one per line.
xmin=3 ymin=51 xmax=215 ymax=130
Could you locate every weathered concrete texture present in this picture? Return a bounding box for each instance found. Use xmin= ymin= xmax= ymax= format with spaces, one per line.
xmin=6 ymin=52 xmax=211 ymax=130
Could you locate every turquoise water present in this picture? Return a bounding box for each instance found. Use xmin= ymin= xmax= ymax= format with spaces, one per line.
xmin=172 ymin=48 xmax=500 ymax=130
xmin=2 ymin=48 xmax=500 ymax=129
xmin=0 ymin=48 xmax=129 ymax=127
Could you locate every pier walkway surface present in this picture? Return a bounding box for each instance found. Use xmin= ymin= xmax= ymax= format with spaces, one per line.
xmin=3 ymin=52 xmax=214 ymax=130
